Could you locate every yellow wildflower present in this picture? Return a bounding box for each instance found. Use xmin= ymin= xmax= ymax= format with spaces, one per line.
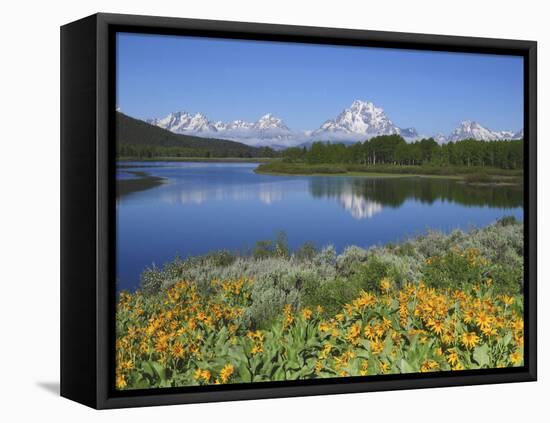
xmin=346 ymin=322 xmax=362 ymax=345
xmin=319 ymin=321 xmax=331 ymax=332
xmin=302 ymin=308 xmax=313 ymax=320
xmin=426 ymin=318 xmax=445 ymax=336
xmin=194 ymin=369 xmax=211 ymax=383
xmin=355 ymin=291 xmax=376 ymax=309
xmin=380 ymin=278 xmax=392 ymax=293
xmin=360 ymin=360 xmax=369 ymax=376
xmin=320 ymin=343 xmax=333 ymax=359
xmin=420 ymin=360 xmax=439 ymax=372
xmin=315 ymin=360 xmax=323 ymax=374
xmin=475 ymin=312 xmax=494 ymax=331
xmin=510 ymin=351 xmax=523 ymax=365
xmin=120 ymin=359 xmax=134 ymax=370
xmin=452 ymin=362 xmax=465 ymax=371
xmin=116 ymin=373 xmax=127 ymax=389
xmin=364 ymin=325 xmax=377 ymax=341
xmin=283 ymin=304 xmax=294 ymax=329
xmin=219 ymin=364 xmax=234 ymax=383
xmin=251 ymin=344 xmax=263 ymax=355
xmin=171 ymin=342 xmax=185 ymax=359
xmin=379 ymin=361 xmax=390 ymax=373
xmin=446 ymin=349 xmax=459 ymax=366
xmin=370 ymin=339 xmax=384 ymax=355
xmin=461 ymin=332 xmax=480 ymax=349
xmin=501 ymin=295 xmax=514 ymax=306
xmin=463 ymin=309 xmax=475 ymax=324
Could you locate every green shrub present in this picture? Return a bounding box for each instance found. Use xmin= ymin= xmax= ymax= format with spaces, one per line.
xmin=355 ymin=256 xmax=394 ymax=292
xmin=252 ymin=240 xmax=275 ymax=260
xmin=302 ymin=277 xmax=363 ymax=316
xmin=246 ymin=269 xmax=305 ymax=328
xmin=422 ymin=248 xmax=488 ymax=291
xmin=496 ymin=215 xmax=519 ymax=227
xmin=335 ymin=246 xmax=369 ymax=276
xmin=205 ymin=250 xmax=237 ymax=267
xmin=294 ymin=241 xmax=318 ymax=261
xmin=140 ymin=265 xmax=165 ymax=294
xmin=252 ymin=231 xmax=290 ymax=259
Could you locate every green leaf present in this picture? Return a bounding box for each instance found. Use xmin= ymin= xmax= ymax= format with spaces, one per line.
xmin=399 ymin=358 xmax=415 ymax=373
xmin=150 ymin=361 xmax=167 ymax=381
xmin=141 ymin=361 xmax=155 ymax=379
xmin=473 ymin=343 xmax=490 ymax=368
xmin=272 ymin=367 xmax=285 ymax=381
xmin=237 ymin=362 xmax=252 ymax=383
xmin=501 ymin=332 xmax=513 ymax=347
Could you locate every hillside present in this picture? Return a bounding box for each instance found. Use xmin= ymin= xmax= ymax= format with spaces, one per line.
xmin=116 ymin=112 xmax=276 ymax=158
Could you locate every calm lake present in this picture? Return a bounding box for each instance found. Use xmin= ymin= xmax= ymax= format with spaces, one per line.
xmin=116 ymin=162 xmax=523 ymax=292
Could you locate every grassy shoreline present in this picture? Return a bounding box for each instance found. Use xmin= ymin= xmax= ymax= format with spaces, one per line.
xmin=117 ymin=156 xmax=275 ymax=163
xmin=116 ymin=157 xmax=523 ymax=184
xmin=255 ymin=161 xmax=523 ymax=183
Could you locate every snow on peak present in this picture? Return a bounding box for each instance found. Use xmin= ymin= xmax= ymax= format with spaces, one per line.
xmin=446 ymin=120 xmax=522 ymax=142
xmin=148 ymin=110 xmax=293 ymax=146
xmin=255 ymin=113 xmax=290 ymax=131
xmin=433 ymin=133 xmax=448 ymax=144
xmin=312 ymin=100 xmax=405 ymax=139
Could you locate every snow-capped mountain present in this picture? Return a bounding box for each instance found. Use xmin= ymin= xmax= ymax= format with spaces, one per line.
xmin=446 ymin=120 xmax=523 ymax=143
xmin=513 ymin=129 xmax=524 ymax=139
xmin=145 ymin=101 xmax=522 ymax=148
xmin=433 ymin=133 xmax=448 ymax=145
xmin=148 ymin=112 xmax=218 ymax=133
xmin=254 ymin=113 xmax=290 ymax=131
xmin=147 ymin=112 xmax=295 ymax=147
xmin=311 ymin=100 xmax=407 ymax=140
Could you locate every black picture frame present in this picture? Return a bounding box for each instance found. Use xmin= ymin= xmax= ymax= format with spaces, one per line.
xmin=61 ymin=12 xmax=537 ymax=409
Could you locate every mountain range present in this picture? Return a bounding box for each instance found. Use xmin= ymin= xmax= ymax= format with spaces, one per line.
xmin=147 ymin=112 xmax=295 ymax=149
xmin=145 ymin=100 xmax=523 ymax=148
xmin=446 ymin=120 xmax=523 ymax=143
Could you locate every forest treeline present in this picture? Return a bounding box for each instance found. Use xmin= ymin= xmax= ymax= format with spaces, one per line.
xmin=117 ymin=143 xmax=278 ymax=159
xmin=283 ymin=135 xmax=523 ymax=169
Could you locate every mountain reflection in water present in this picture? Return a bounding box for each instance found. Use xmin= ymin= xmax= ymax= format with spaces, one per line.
xmin=309 ymin=176 xmax=522 ymax=219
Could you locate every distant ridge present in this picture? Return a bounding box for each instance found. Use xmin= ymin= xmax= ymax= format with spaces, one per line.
xmin=446 ymin=120 xmax=523 ymax=143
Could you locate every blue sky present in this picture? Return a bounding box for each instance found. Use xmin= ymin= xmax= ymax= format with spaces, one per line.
xmin=116 ymin=32 xmax=524 ymax=135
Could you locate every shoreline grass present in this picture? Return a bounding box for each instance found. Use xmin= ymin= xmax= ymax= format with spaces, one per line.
xmin=117 ymin=156 xmax=275 ymax=163
xmin=255 ymin=161 xmax=523 ymax=184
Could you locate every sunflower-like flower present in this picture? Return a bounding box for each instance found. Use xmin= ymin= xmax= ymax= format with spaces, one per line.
xmin=510 ymin=350 xmax=523 ymax=365
xmin=219 ymin=364 xmax=234 ymax=383
xmin=461 ymin=332 xmax=480 ymax=349
xmin=302 ymin=308 xmax=313 ymax=320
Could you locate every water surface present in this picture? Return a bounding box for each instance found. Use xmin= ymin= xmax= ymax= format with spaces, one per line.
xmin=116 ymin=162 xmax=523 ymax=291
